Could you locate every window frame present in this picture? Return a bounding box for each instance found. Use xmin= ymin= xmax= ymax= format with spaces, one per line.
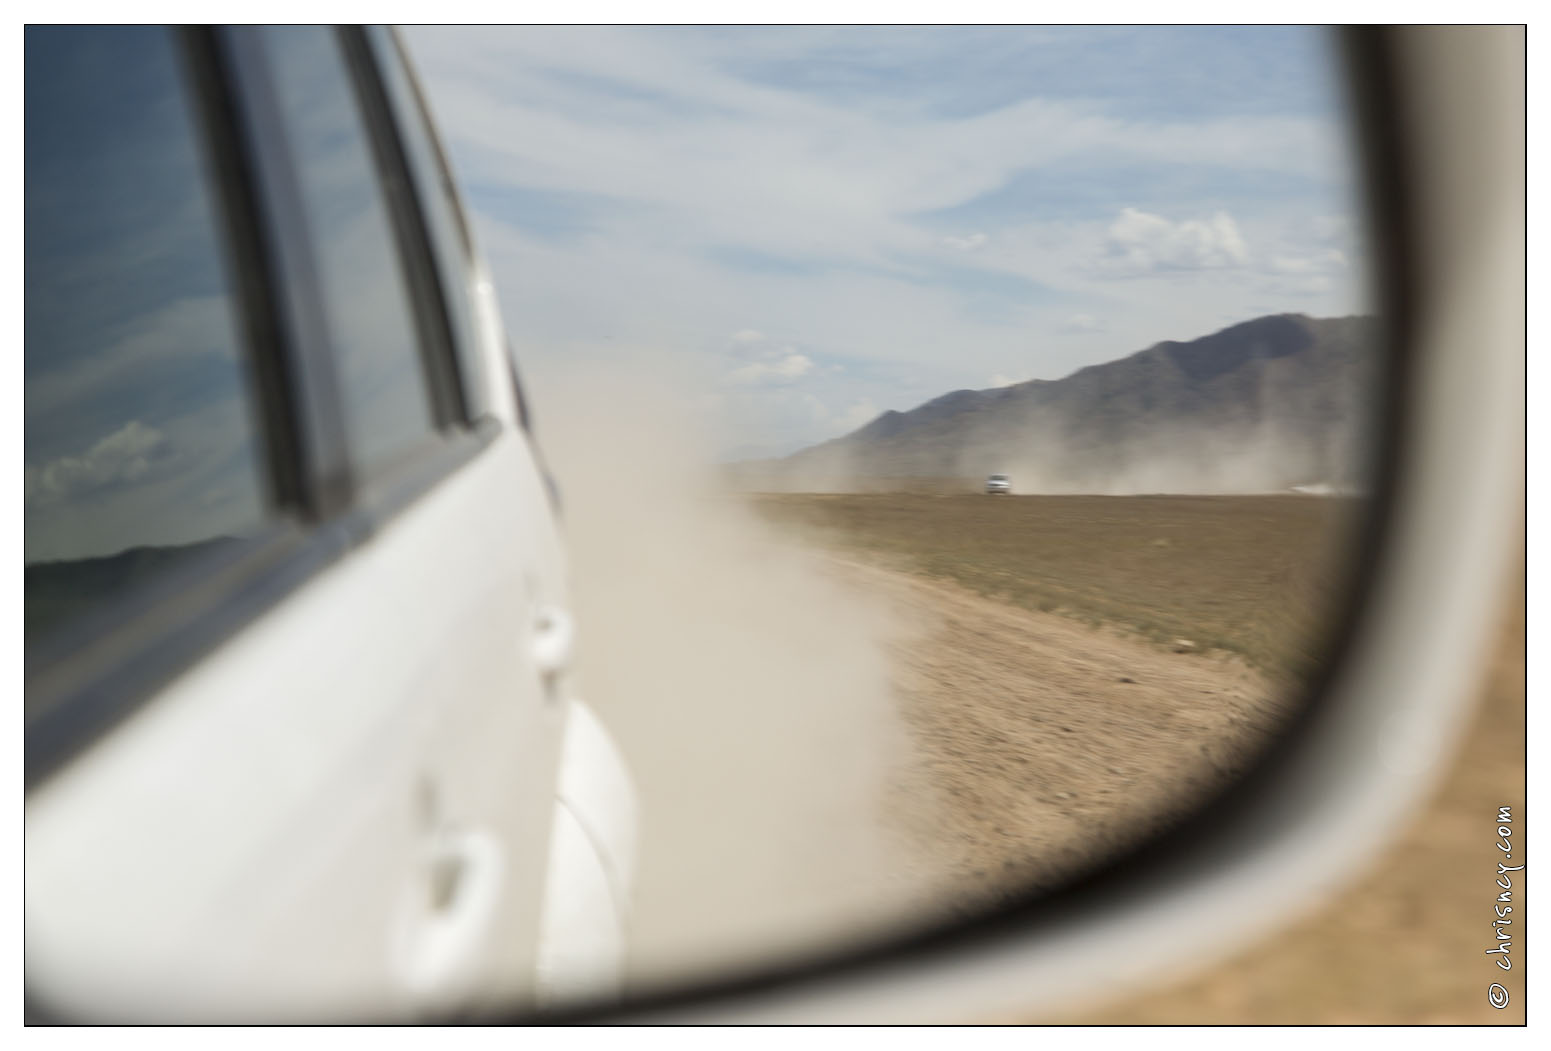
xmin=349 ymin=24 xmax=490 ymax=426
xmin=366 ymin=26 xmax=537 ymax=436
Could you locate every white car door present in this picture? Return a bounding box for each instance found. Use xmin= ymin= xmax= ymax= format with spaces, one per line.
xmin=25 ymin=25 xmax=571 ymax=1021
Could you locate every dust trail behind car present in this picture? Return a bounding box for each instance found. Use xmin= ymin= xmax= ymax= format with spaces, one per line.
xmin=530 ymin=368 xmax=941 ymax=991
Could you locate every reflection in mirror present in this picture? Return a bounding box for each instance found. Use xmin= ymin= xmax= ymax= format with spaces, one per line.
xmin=429 ymin=25 xmax=1378 ymax=998
xmin=24 ymin=27 xmax=271 ymax=671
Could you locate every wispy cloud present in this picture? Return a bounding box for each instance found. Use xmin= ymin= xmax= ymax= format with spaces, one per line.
xmin=1097 ymin=207 xmax=1250 ymax=275
xmin=26 ymin=420 xmax=171 ymax=505
xmin=1060 ymin=313 xmax=1104 ymax=333
xmin=1267 ymin=248 xmax=1348 ymax=275
xmin=726 ymin=351 xmax=815 ymax=386
xmin=942 ymin=232 xmax=988 ymax=252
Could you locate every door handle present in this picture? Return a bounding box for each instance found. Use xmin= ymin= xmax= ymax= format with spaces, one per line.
xmin=391 ymin=827 xmax=506 ymax=1004
xmin=532 ymin=605 xmax=575 ymax=680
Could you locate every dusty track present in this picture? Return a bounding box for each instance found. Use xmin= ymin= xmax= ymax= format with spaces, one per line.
xmin=833 ymin=556 xmax=1296 ymax=915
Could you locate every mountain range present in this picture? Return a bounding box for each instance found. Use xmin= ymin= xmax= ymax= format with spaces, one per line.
xmin=733 ymin=313 xmax=1379 ymax=494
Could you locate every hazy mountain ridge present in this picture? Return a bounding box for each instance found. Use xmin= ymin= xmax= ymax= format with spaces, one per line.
xmin=737 ymin=313 xmax=1378 ymax=494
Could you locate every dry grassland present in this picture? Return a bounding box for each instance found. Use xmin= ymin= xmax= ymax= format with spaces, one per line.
xmin=750 ymin=492 xmax=1360 ymax=679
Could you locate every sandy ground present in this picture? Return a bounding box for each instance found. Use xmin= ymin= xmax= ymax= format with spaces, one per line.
xmin=834 ymin=557 xmax=1297 ymax=915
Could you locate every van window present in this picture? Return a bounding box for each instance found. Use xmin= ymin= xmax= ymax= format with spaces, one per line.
xmin=25 ymin=26 xmax=271 ymax=648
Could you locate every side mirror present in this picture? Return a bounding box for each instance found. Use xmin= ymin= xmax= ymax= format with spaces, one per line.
xmin=588 ymin=25 xmax=1524 ymax=1024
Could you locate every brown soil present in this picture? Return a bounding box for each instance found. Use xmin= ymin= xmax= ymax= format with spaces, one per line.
xmin=827 ymin=556 xmax=1296 ymax=919
xmin=751 ymin=492 xmax=1358 ymax=680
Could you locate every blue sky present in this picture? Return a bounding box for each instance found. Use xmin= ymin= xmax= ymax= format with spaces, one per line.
xmin=406 ymin=26 xmax=1370 ymax=459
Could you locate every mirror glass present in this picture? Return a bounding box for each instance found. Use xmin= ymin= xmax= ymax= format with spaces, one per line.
xmin=24 ymin=26 xmax=1385 ymax=1019
xmin=409 ymin=25 xmax=1378 ymax=995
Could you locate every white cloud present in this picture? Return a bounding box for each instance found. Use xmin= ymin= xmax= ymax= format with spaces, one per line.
xmin=988 ymin=374 xmax=1026 ymax=388
xmin=774 ymin=353 xmax=813 ymax=378
xmin=942 ymin=232 xmax=988 ymax=252
xmin=732 ymin=329 xmax=765 ymax=343
xmin=26 ymin=420 xmax=170 ymax=505
xmin=1059 ymin=313 xmax=1102 ymax=332
xmin=1099 ymin=207 xmax=1250 ymax=274
xmin=1267 ymin=248 xmax=1348 ymax=275
xmin=726 ymin=351 xmax=814 ymax=385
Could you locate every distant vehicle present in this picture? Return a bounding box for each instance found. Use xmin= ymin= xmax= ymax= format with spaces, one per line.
xmin=984 ymin=474 xmax=1012 ymax=495
xmin=25 ymin=26 xmax=636 ymax=1021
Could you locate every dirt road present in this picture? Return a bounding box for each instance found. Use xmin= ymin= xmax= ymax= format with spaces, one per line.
xmin=833 ymin=556 xmax=1296 ymax=916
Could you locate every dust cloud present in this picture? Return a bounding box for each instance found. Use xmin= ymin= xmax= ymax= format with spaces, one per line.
xmin=749 ymin=407 xmax=1371 ymax=497
xmin=528 ymin=364 xmax=939 ymax=993
xmin=945 ymin=356 xmax=1373 ymax=495
xmin=951 ymin=416 xmax=1370 ymax=496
